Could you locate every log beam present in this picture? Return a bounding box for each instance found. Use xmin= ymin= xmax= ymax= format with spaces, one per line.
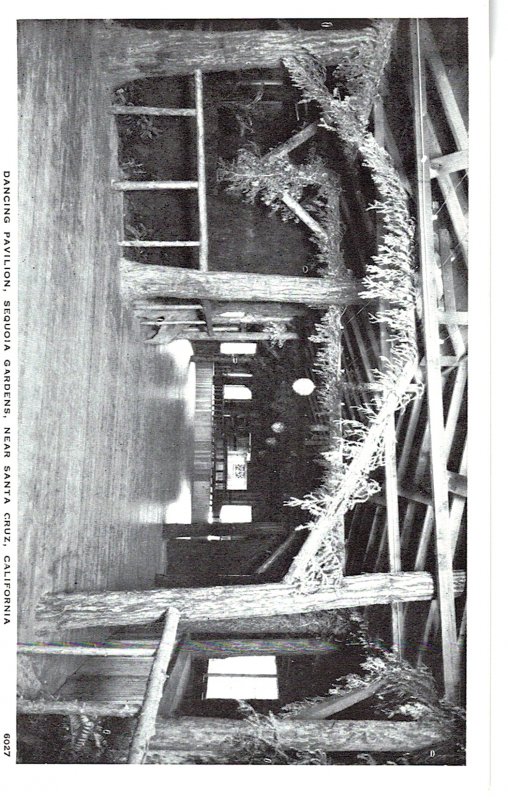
xmin=149 ymin=716 xmax=447 ymax=754
xmin=17 ymin=699 xmax=141 ymax=717
xmin=120 ymin=259 xmax=362 ymax=307
xmin=95 ymin=25 xmax=381 ymax=87
xmin=35 ymin=571 xmax=466 ymax=633
xmin=182 ymin=638 xmax=341 ymax=658
xmin=411 ymin=20 xmax=461 ymax=703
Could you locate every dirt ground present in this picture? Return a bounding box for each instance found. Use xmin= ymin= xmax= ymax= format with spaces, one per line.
xmin=18 ymin=20 xmax=193 ymax=693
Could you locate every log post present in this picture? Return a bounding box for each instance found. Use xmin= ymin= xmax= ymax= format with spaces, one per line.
xmin=182 ymin=638 xmax=341 ymax=658
xmin=120 ymin=259 xmax=362 ymax=307
xmin=35 ymin=571 xmax=466 ymax=633
xmin=17 ymin=699 xmax=141 ymax=717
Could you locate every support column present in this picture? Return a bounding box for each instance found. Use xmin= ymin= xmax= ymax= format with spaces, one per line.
xmin=95 ymin=25 xmax=381 ymax=86
xmin=182 ymin=638 xmax=340 ymax=658
xmin=120 ymin=259 xmax=362 ymax=307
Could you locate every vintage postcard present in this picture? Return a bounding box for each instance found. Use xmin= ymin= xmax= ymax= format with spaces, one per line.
xmin=1 ymin=0 xmax=495 ymax=793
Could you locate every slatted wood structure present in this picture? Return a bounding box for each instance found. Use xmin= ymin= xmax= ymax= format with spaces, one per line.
xmin=191 ymin=361 xmax=214 ymax=520
xmin=18 ymin=624 xmax=449 ymax=762
xmin=18 ymin=610 xmax=180 ymax=749
xmin=341 ymin=19 xmax=467 ymax=703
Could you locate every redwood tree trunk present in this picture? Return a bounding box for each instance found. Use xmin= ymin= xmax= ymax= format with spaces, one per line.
xmin=148 ymin=716 xmax=446 ymax=756
xmin=35 ymin=571 xmax=466 ymax=633
xmin=96 ymin=25 xmax=380 ymax=86
xmin=120 ymin=259 xmax=361 ymax=306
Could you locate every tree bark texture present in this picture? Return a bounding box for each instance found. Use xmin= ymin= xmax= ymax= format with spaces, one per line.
xmin=291 ymin=677 xmax=387 ymax=719
xmin=95 ymin=26 xmax=381 ymax=86
xmin=120 ymin=259 xmax=361 ymax=307
xmin=36 ymin=571 xmax=466 ymax=633
xmin=148 ymin=716 xmax=447 ymax=754
xmin=181 ymin=609 xmax=352 ymax=639
xmin=182 ymin=638 xmax=341 ymax=658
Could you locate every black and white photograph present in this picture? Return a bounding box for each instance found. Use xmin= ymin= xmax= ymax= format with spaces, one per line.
xmin=1 ymin=0 xmax=495 ymax=783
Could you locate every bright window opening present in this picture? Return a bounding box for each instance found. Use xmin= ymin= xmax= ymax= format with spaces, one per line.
xmin=219 ymin=504 xmax=252 ymax=523
xmin=220 ymin=343 xmax=257 ymax=355
xmin=223 ymin=384 xmax=252 ymax=400
xmin=205 ymin=656 xmax=278 ymax=700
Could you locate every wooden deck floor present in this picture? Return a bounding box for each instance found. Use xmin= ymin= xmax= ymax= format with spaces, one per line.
xmin=18 ymin=21 xmax=193 ymax=692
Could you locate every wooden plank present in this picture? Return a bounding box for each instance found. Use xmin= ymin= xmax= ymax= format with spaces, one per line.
xmin=59 ymin=674 xmax=148 ymax=701
xmin=411 ymin=19 xmax=460 ymax=702
xmin=120 ymin=240 xmax=200 ymax=247
xmin=384 ymin=417 xmax=404 ymax=654
xmin=450 ymin=438 xmax=467 ymax=553
xmin=443 ymin=359 xmax=467 ymax=462
xmin=195 ymin=69 xmax=209 ymax=272
xmin=438 ymin=310 xmax=468 ymax=326
xmin=430 ymin=149 xmax=468 ymax=177
xmin=17 ymin=643 xmax=155 ymax=657
xmin=268 ymin=122 xmax=318 ymax=159
xmin=427 ymin=119 xmax=468 ymax=264
xmin=77 ymin=658 xmax=153 ymax=677
xmin=112 ymin=180 xmax=198 ymax=191
xmin=158 ymin=649 xmax=194 ymax=718
xmin=18 ymin=699 xmax=141 ymax=717
xmin=146 ymin=329 xmax=299 ymax=342
xmin=361 ymin=505 xmax=385 ymax=571
xmin=293 ymin=677 xmax=386 ymax=720
xmin=132 ymin=302 xmax=202 ymax=311
xmin=420 ymin=20 xmax=469 ymax=153
xmin=184 ymin=638 xmax=341 ymax=658
xmin=281 ymin=192 xmax=326 ymax=238
xmin=439 ymin=228 xmax=467 ymax=357
xmin=255 ymin=530 xmax=301 ymax=575
xmin=150 ymin=716 xmax=448 ymax=754
xmin=414 ymin=362 xmax=466 ymax=570
xmin=373 ymin=97 xmax=404 ymax=653
xmin=112 ymin=106 xmax=196 ymax=116
xmin=140 ymin=319 xmax=206 ymax=326
xmin=417 ymin=444 xmax=466 ymax=667
xmin=128 ymin=608 xmax=180 ymax=764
